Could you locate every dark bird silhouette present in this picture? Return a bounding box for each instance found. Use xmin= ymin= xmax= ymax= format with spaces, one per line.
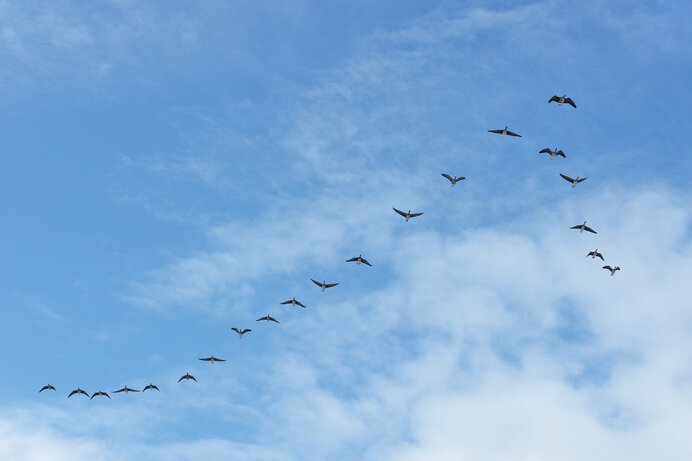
xmin=549 ymin=94 xmax=577 ymax=108
xmin=587 ymin=249 xmax=604 ymax=261
xmin=311 ymin=278 xmax=339 ymax=292
xmin=603 ymin=265 xmax=621 ymax=276
xmin=113 ymin=386 xmax=139 ymax=394
xmin=346 ymin=255 xmax=372 ymax=266
xmin=199 ymin=355 xmax=226 ymax=363
xmin=393 ymin=208 xmax=423 ymax=222
xmin=232 ymin=327 xmax=252 ymax=338
xmin=178 ymin=373 xmax=197 ymax=383
xmin=441 ymin=173 xmax=466 ymax=187
xmin=560 ymin=173 xmax=587 ymax=187
xmin=539 ymin=148 xmax=566 ymax=159
xmin=280 ymin=297 xmax=306 ymax=308
xmin=256 ymin=314 xmax=279 ymax=323
xmin=571 ymin=221 xmax=597 ymax=234
xmin=68 ymin=388 xmax=89 ymax=398
xmin=488 ymin=126 xmax=521 ymax=137
xmin=143 ymin=383 xmax=160 ymax=392
xmin=39 ymin=384 xmax=56 ymax=393
xmin=91 ymin=391 xmax=111 ymax=400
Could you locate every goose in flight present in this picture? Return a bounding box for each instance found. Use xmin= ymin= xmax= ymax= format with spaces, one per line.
xmin=256 ymin=314 xmax=279 ymax=323
xmin=143 ymin=383 xmax=160 ymax=392
xmin=603 ymin=265 xmax=620 ymax=276
xmin=232 ymin=327 xmax=252 ymax=338
xmin=441 ymin=173 xmax=466 ymax=187
xmin=91 ymin=391 xmax=111 ymax=400
xmin=560 ymin=173 xmax=587 ymax=187
xmin=113 ymin=386 xmax=139 ymax=394
xmin=549 ymin=94 xmax=577 ymax=108
xmin=346 ymin=254 xmax=372 ymax=266
xmin=311 ymin=278 xmax=339 ymax=292
xmin=280 ymin=297 xmax=306 ymax=308
xmin=488 ymin=126 xmax=521 ymax=137
xmin=393 ymin=208 xmax=423 ymax=222
xmin=199 ymin=355 xmax=226 ymax=363
xmin=68 ymin=388 xmax=89 ymax=398
xmin=178 ymin=373 xmax=197 ymax=383
xmin=539 ymin=148 xmax=566 ymax=159
xmin=571 ymin=221 xmax=597 ymax=234
xmin=39 ymin=384 xmax=56 ymax=393
xmin=587 ymin=249 xmax=604 ymax=261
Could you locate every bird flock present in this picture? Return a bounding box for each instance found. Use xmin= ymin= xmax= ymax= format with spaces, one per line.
xmin=38 ymin=93 xmax=620 ymax=400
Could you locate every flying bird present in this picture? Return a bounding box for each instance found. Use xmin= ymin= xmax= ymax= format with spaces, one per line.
xmin=199 ymin=355 xmax=226 ymax=363
xmin=232 ymin=327 xmax=252 ymax=338
xmin=346 ymin=254 xmax=372 ymax=266
xmin=311 ymin=279 xmax=339 ymax=292
xmin=549 ymin=94 xmax=577 ymax=108
xmin=393 ymin=208 xmax=423 ymax=222
xmin=280 ymin=297 xmax=306 ymax=308
xmin=256 ymin=314 xmax=279 ymax=323
xmin=488 ymin=126 xmax=521 ymax=137
xmin=91 ymin=391 xmax=111 ymax=400
xmin=539 ymin=148 xmax=566 ymax=159
xmin=178 ymin=373 xmax=197 ymax=383
xmin=39 ymin=384 xmax=56 ymax=393
xmin=603 ymin=265 xmax=621 ymax=276
xmin=68 ymin=388 xmax=89 ymax=398
xmin=560 ymin=173 xmax=587 ymax=188
xmin=143 ymin=383 xmax=160 ymax=392
xmin=441 ymin=173 xmax=466 ymax=187
xmin=113 ymin=386 xmax=139 ymax=394
xmin=587 ymin=249 xmax=604 ymax=261
xmin=571 ymin=221 xmax=597 ymax=234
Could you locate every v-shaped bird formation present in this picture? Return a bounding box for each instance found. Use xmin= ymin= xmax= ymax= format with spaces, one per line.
xmin=37 ymin=92 xmax=621 ymax=400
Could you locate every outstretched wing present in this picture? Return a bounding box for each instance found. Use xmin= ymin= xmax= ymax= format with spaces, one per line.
xmin=345 ymin=257 xmax=358 ymax=262
xmin=557 ymin=150 xmax=566 ymax=158
xmin=68 ymin=389 xmax=78 ymax=398
xmin=488 ymin=129 xmax=503 ymax=134
xmin=409 ymin=212 xmax=423 ymax=218
xmin=584 ymin=226 xmax=597 ymax=234
xmin=576 ymin=177 xmax=587 ymax=183
xmin=268 ymin=316 xmax=280 ymax=323
xmin=325 ymin=282 xmax=339 ymax=288
xmin=597 ymin=253 xmax=604 ymax=261
xmin=242 ymin=328 xmax=252 ymax=334
xmin=548 ymin=95 xmax=559 ymax=103
xmin=256 ymin=316 xmax=267 ymax=322
xmin=564 ymin=98 xmax=577 ymax=108
xmin=570 ymin=224 xmax=582 ymax=229
xmin=231 ymin=327 xmax=240 ymax=333
xmin=506 ymin=130 xmax=521 ymax=137
xmin=361 ymin=258 xmax=372 ymax=267
xmin=199 ymin=357 xmax=212 ymax=361
xmin=539 ymin=148 xmax=552 ymax=154
xmin=560 ymin=173 xmax=575 ymax=183
xmin=392 ymin=207 xmax=407 ymax=217
xmin=441 ymin=173 xmax=453 ymax=183
xmin=310 ymin=278 xmax=322 ymax=287
xmin=603 ymin=266 xmax=612 ymax=271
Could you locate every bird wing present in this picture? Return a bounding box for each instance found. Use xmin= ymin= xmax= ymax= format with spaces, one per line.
xmin=441 ymin=173 xmax=453 ymax=182
xmin=199 ymin=357 xmax=212 ymax=361
xmin=256 ymin=316 xmax=267 ymax=321
xmin=361 ymin=258 xmax=372 ymax=266
xmin=113 ymin=388 xmax=125 ymax=393
xmin=392 ymin=207 xmax=407 ymax=217
xmin=90 ymin=393 xmax=97 ymax=400
xmin=190 ymin=375 xmax=197 ymax=382
xmin=557 ymin=151 xmax=566 ymax=157
xmin=310 ymin=278 xmax=322 ymax=287
xmin=242 ymin=328 xmax=252 ymax=333
xmin=409 ymin=212 xmax=423 ymax=217
xmin=560 ymin=173 xmax=575 ymax=183
xmin=570 ymin=225 xmax=582 ymax=229
xmin=105 ymin=393 xmax=111 ymax=399
xmin=506 ymin=130 xmax=521 ymax=137
xmin=539 ymin=148 xmax=551 ymax=154
xmin=584 ymin=226 xmax=597 ymax=234
xmin=603 ymin=266 xmax=612 ymax=270
xmin=152 ymin=385 xmax=160 ymax=391
xmin=178 ymin=376 xmax=185 ymax=382
xmin=325 ymin=282 xmax=339 ymax=288
xmin=457 ymin=176 xmax=466 ymax=181
xmin=488 ymin=129 xmax=503 ymax=134
xmin=68 ymin=390 xmax=78 ymax=397
xmin=565 ymin=98 xmax=577 ymax=108
xmin=215 ymin=358 xmax=227 ymax=362
xmin=577 ymin=177 xmax=587 ymax=183
xmin=597 ymin=254 xmax=604 ymax=261
xmin=345 ymin=257 xmax=358 ymax=262
xmin=549 ymin=95 xmax=559 ymax=103
xmin=231 ymin=327 xmax=240 ymax=333
xmin=295 ymin=300 xmax=306 ymax=307
xmin=269 ymin=316 xmax=280 ymax=323
xmin=126 ymin=388 xmax=139 ymax=392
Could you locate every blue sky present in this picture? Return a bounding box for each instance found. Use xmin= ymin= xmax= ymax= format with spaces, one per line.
xmin=1 ymin=1 xmax=691 ymax=459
